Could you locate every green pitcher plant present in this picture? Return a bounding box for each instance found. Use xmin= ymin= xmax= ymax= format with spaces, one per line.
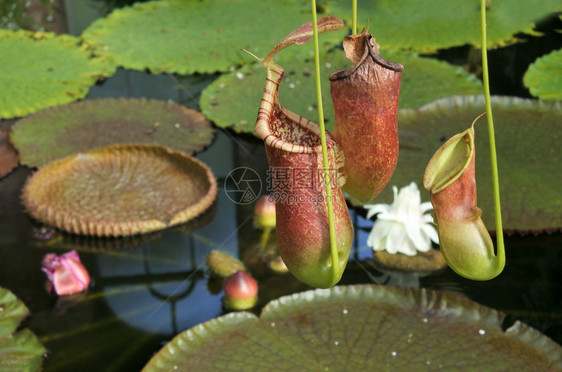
xmin=252 ymin=16 xmax=353 ymax=288
xmin=422 ymin=0 xmax=507 ymax=281
xmin=423 ymin=118 xmax=505 ymax=280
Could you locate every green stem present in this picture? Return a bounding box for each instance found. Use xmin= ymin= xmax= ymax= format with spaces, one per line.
xmin=259 ymin=227 xmax=272 ymax=253
xmin=352 ymin=0 xmax=357 ymax=35
xmin=311 ymin=0 xmax=340 ymax=282
xmin=480 ymin=0 xmax=505 ymax=268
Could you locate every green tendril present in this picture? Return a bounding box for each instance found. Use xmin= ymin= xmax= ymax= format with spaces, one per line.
xmin=480 ymin=0 xmax=505 ymax=271
xmin=311 ymin=0 xmax=340 ymax=282
xmin=352 ymin=0 xmax=357 ymax=35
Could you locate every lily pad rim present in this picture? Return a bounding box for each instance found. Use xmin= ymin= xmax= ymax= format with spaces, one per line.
xmin=22 ymin=143 xmax=218 ymax=237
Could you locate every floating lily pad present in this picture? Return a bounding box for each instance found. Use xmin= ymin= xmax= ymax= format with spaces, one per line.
xmin=10 ymin=98 xmax=215 ymax=168
xmin=373 ymin=249 xmax=447 ymax=272
xmin=0 ymin=287 xmax=28 ymax=336
xmin=0 ymin=130 xmax=18 ymax=178
xmin=0 ymin=287 xmax=46 ymax=371
xmin=326 ymin=0 xmax=562 ymax=52
xmin=523 ymin=48 xmax=562 ymax=100
xmin=81 ymin=0 xmax=345 ymax=74
xmin=200 ymin=51 xmax=481 ymax=133
xmin=142 ymin=285 xmax=562 ymax=371
xmin=367 ymin=95 xmax=561 ymax=234
xmin=0 ymin=29 xmax=114 ymax=119
xmin=22 ymin=144 xmax=218 ymax=237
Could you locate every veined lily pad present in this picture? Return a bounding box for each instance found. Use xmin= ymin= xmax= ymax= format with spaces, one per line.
xmin=22 ymin=144 xmax=217 ymax=237
xmin=10 ymin=98 xmax=215 ymax=168
xmin=200 ymin=50 xmax=481 ymax=133
xmin=368 ymin=95 xmax=561 ymax=233
xmin=523 ymin=48 xmax=562 ymax=100
xmin=0 ymin=287 xmax=46 ymax=371
xmin=0 ymin=130 xmax=18 ymax=178
xmin=326 ymin=0 xmax=562 ymax=52
xmin=0 ymin=29 xmax=114 ymax=119
xmin=142 ymin=285 xmax=562 ymax=371
xmin=81 ymin=0 xmax=345 ymax=74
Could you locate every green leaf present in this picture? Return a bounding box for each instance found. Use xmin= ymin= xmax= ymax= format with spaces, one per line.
xmin=81 ymin=0 xmax=346 ymax=74
xmin=523 ymin=48 xmax=562 ymax=100
xmin=393 ymin=51 xmax=482 ymax=108
xmin=142 ymin=285 xmax=562 ymax=371
xmin=325 ymin=0 xmax=561 ymax=52
xmin=0 ymin=288 xmax=45 ymax=371
xmin=10 ymin=98 xmax=215 ymax=168
xmin=0 ymin=287 xmax=28 ymax=336
xmin=200 ymin=51 xmax=481 ymax=133
xmin=367 ymin=95 xmax=562 ymax=234
xmin=0 ymin=29 xmax=115 ymax=119
xmin=0 ymin=129 xmax=18 ymax=178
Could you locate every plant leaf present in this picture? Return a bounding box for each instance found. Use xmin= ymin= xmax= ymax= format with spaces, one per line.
xmin=200 ymin=51 xmax=481 ymax=133
xmin=0 ymin=130 xmax=18 ymax=178
xmin=10 ymin=98 xmax=215 ymax=168
xmin=326 ymin=0 xmax=562 ymax=52
xmin=22 ymin=144 xmax=218 ymax=237
xmin=0 ymin=29 xmax=115 ymax=119
xmin=366 ymin=95 xmax=562 ymax=234
xmin=81 ymin=0 xmax=346 ymax=74
xmin=142 ymin=285 xmax=562 ymax=371
xmin=0 ymin=287 xmax=45 ymax=371
xmin=0 ymin=287 xmax=28 ymax=336
xmin=523 ymin=48 xmax=562 ymax=100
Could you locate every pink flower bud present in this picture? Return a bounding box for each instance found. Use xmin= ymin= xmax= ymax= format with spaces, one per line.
xmin=222 ymin=271 xmax=258 ymax=310
xmin=254 ymin=195 xmax=276 ymax=229
xmin=41 ymin=250 xmax=90 ymax=296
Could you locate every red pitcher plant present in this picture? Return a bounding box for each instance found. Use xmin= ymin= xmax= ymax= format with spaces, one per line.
xmin=330 ymin=30 xmax=403 ymax=203
xmin=253 ymin=17 xmax=353 ymax=288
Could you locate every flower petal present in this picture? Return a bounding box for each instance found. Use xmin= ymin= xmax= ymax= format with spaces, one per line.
xmin=399 ymin=236 xmax=418 ymax=256
xmin=365 ymin=203 xmax=391 ymax=219
xmin=422 ymin=223 xmax=440 ymax=244
xmin=384 ymin=223 xmax=407 ymax=254
xmin=421 ymin=201 xmax=434 ymax=214
xmin=405 ymin=222 xmax=431 ymax=252
xmin=367 ymin=219 xmax=393 ymax=249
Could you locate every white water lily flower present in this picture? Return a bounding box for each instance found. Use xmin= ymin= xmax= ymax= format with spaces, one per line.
xmin=365 ymin=182 xmax=439 ymax=256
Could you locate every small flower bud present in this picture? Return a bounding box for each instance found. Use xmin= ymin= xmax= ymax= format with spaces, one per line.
xmin=41 ymin=251 xmax=90 ymax=296
xmin=254 ymin=195 xmax=276 ymax=229
xmin=222 ymin=271 xmax=258 ymax=311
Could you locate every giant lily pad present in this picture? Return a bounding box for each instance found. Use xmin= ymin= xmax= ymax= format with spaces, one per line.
xmin=523 ymin=48 xmax=562 ymax=100
xmin=0 ymin=29 xmax=114 ymax=119
xmin=326 ymin=0 xmax=562 ymax=53
xmin=0 ymin=287 xmax=46 ymax=371
xmin=81 ymin=0 xmax=346 ymax=74
xmin=10 ymin=98 xmax=215 ymax=168
xmin=369 ymin=95 xmax=561 ymax=233
xmin=142 ymin=285 xmax=562 ymax=371
xmin=0 ymin=130 xmax=18 ymax=178
xmin=22 ymin=144 xmax=217 ymax=237
xmin=200 ymin=50 xmax=481 ymax=133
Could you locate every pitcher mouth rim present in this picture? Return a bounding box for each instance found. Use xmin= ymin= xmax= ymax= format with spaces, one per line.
xmin=256 ymin=103 xmax=336 ymax=154
xmin=329 ymin=33 xmax=403 ymax=82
